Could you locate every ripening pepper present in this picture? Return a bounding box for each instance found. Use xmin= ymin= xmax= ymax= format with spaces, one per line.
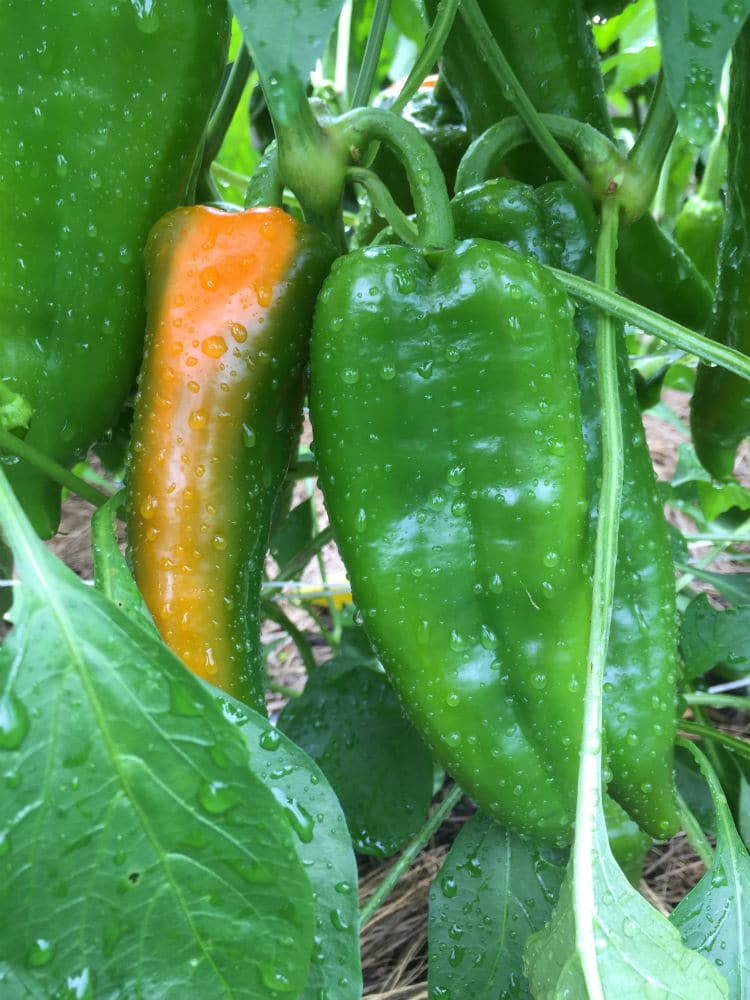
xmin=310 ymin=238 xmax=591 ymax=844
xmin=128 ymin=207 xmax=332 ymax=712
xmin=0 ymin=0 xmax=230 ymax=537
xmin=451 ymin=178 xmax=680 ymax=840
xmin=690 ymin=19 xmax=750 ymax=480
xmin=428 ymin=0 xmax=714 ymax=332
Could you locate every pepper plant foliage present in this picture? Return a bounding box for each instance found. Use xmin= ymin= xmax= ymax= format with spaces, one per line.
xmin=2 ymin=0 xmax=750 ymax=997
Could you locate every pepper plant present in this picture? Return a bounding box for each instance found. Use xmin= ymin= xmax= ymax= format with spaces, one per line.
xmin=2 ymin=0 xmax=750 ymax=997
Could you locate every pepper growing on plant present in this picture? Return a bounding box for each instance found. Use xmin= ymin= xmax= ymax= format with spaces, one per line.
xmin=0 ymin=0 xmax=231 ymax=538
xmin=311 ymin=110 xmax=592 ymax=843
xmin=450 ymin=173 xmax=680 ymax=840
xmin=128 ymin=206 xmax=332 ymax=712
xmin=690 ymin=19 xmax=750 ymax=480
xmin=428 ymin=0 xmax=714 ymax=332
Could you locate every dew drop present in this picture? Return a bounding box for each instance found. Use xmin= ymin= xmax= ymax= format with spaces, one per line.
xmin=201 ymin=335 xmax=227 ymax=358
xmin=0 ymin=693 xmax=30 ymax=750
xmin=259 ymin=728 xmax=283 ymax=751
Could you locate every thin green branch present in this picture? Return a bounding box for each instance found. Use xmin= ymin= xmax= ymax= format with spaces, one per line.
xmin=391 ymin=0 xmax=461 ymax=116
xmin=350 ymin=0 xmax=391 ymax=109
xmin=679 ymin=719 xmax=750 ymax=760
xmin=360 ymin=784 xmax=464 ymax=926
xmin=675 ymin=788 xmax=714 ymax=868
xmin=262 ymin=598 xmax=318 ymax=675
xmin=458 ymin=0 xmax=586 ymax=188
xmin=548 ymin=267 xmax=750 ymax=381
xmin=0 ymin=428 xmax=109 ymax=510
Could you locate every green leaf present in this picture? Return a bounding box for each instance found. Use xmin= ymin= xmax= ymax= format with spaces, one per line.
xmin=672 ymin=741 xmax=750 ymax=998
xmin=229 ymin=0 xmax=346 ymax=100
xmin=278 ymin=658 xmax=434 ymax=856
xmin=428 ymin=812 xmax=566 ymax=999
xmin=0 ymin=469 xmax=314 ymax=998
xmin=91 ymin=493 xmax=156 ymax=633
xmin=656 ymin=0 xmax=750 ymax=144
xmin=680 ymin=593 xmax=750 ymax=679
xmin=523 ymin=795 xmax=729 ymax=998
xmin=217 ymin=692 xmax=363 ymax=1000
xmin=681 ymin=566 xmax=750 ymax=606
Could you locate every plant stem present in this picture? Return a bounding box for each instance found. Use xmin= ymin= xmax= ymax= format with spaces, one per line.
xmin=390 ymin=0 xmax=461 ymax=116
xmin=334 ymin=106 xmax=454 ymax=248
xmin=685 ymin=693 xmax=750 ymax=710
xmin=547 ymin=268 xmax=750 ymax=381
xmin=697 ymin=119 xmax=727 ymax=202
xmin=347 ymin=167 xmax=419 ymax=244
xmin=455 ymin=113 xmax=623 ymax=197
xmin=458 ymin=0 xmax=586 ymax=189
xmin=203 ymin=45 xmax=254 ymax=166
xmin=679 ymin=719 xmax=750 ymax=760
xmin=262 ymin=598 xmax=319 ymax=675
xmin=0 ymin=428 xmax=108 ymax=509
xmin=275 ymin=525 xmax=335 ymax=582
xmin=360 ymin=783 xmax=464 ymax=926
xmin=675 ymin=788 xmax=714 ymax=868
xmin=620 ymin=72 xmax=677 ymax=221
xmin=573 ymin=197 xmax=621 ymax=999
xmin=350 ymin=0 xmax=391 ymax=109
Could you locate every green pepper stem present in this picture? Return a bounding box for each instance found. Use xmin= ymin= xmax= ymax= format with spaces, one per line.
xmin=574 ymin=199 xmax=621 ymax=942
xmin=359 ymin=783 xmax=463 ymax=926
xmin=390 ymin=0 xmax=461 ymax=116
xmin=334 ymin=107 xmax=454 ymax=248
xmin=620 ymin=73 xmax=678 ymax=222
xmin=350 ymin=0 xmax=392 ymax=109
xmin=0 ymin=428 xmax=108 ymax=510
xmin=203 ymin=45 xmax=254 ymax=167
xmin=697 ymin=120 xmax=727 ymax=203
xmin=245 ymin=142 xmax=284 ymax=208
xmin=547 ymin=267 xmax=750 ymax=382
xmin=346 ymin=167 xmax=419 ymax=244
xmin=455 ymin=114 xmax=624 ymax=197
xmin=458 ymin=0 xmax=587 ymax=189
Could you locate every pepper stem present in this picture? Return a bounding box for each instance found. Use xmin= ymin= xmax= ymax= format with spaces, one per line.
xmin=0 ymin=429 xmax=108 ymax=510
xmin=458 ymin=0 xmax=587 ymax=189
xmin=390 ymin=0 xmax=461 ymax=116
xmin=333 ymin=107 xmax=455 ymax=249
xmin=619 ymin=72 xmax=678 ymax=222
xmin=456 ymin=114 xmax=625 ymax=198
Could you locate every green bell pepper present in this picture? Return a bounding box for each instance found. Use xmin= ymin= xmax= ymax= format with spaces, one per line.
xmin=690 ymin=19 xmax=750 ymax=480
xmin=452 ymin=177 xmax=680 ymax=840
xmin=429 ymin=0 xmax=713 ymax=332
xmin=0 ymin=0 xmax=231 ymax=537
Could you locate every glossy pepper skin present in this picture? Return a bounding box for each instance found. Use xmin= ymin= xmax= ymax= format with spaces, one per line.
xmin=0 ymin=0 xmax=230 ymax=538
xmin=674 ymin=196 xmax=724 ymax=288
xmin=430 ymin=0 xmax=713 ymax=332
xmin=452 ymin=179 xmax=680 ymax=840
xmin=128 ymin=207 xmax=332 ymax=712
xmin=690 ymin=20 xmax=750 ymax=480
xmin=311 ymin=239 xmax=591 ymax=844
